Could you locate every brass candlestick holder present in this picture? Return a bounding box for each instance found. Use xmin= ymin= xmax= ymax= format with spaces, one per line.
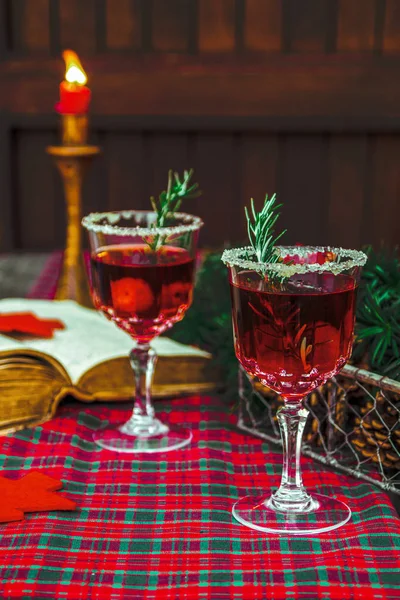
xmin=47 ymin=114 xmax=100 ymax=308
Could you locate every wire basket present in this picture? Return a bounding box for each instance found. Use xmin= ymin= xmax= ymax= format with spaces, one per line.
xmin=238 ymin=364 xmax=400 ymax=495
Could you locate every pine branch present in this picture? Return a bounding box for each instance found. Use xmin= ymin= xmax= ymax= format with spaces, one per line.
xmin=353 ymin=246 xmax=400 ymax=379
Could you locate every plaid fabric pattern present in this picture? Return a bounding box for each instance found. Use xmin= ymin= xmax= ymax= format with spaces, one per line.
xmin=0 ymin=397 xmax=400 ymax=600
xmin=27 ymin=252 xmax=91 ymax=300
xmin=27 ymin=251 xmax=63 ymax=300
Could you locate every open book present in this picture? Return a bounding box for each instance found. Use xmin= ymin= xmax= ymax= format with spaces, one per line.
xmin=0 ymin=299 xmax=217 ymax=434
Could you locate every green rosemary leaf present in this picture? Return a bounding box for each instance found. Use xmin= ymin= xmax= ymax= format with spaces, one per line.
xmin=245 ymin=193 xmax=286 ymax=272
xmin=148 ymin=168 xmax=202 ymax=251
xmin=150 ymin=197 xmax=158 ymax=213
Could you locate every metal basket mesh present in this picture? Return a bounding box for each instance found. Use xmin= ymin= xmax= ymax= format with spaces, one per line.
xmin=238 ymin=364 xmax=400 ymax=494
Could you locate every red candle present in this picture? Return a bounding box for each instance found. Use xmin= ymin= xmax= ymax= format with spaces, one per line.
xmin=55 ymin=50 xmax=91 ymax=115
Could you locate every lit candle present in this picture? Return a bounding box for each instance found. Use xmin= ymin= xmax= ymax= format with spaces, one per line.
xmin=55 ymin=50 xmax=91 ymax=115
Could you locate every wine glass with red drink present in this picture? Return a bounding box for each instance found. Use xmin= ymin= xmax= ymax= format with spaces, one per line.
xmin=82 ymin=210 xmax=203 ymax=453
xmin=222 ymin=245 xmax=367 ymax=534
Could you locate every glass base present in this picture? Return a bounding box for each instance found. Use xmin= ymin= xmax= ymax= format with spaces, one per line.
xmin=232 ymin=493 xmax=351 ymax=535
xmin=93 ymin=417 xmax=192 ymax=453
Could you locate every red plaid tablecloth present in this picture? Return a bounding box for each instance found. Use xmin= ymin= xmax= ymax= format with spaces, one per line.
xmin=0 ymin=398 xmax=400 ymax=599
xmin=27 ymin=251 xmax=81 ymax=300
xmin=0 ymin=252 xmax=398 ymax=598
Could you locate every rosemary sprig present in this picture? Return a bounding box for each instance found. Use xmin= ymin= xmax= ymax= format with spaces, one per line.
xmin=148 ymin=169 xmax=201 ymax=251
xmin=245 ymin=193 xmax=286 ymax=265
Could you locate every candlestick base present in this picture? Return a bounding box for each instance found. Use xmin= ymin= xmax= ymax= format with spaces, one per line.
xmin=47 ymin=144 xmax=100 ymax=309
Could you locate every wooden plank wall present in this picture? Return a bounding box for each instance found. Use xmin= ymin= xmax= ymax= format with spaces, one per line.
xmin=0 ymin=0 xmax=399 ymax=251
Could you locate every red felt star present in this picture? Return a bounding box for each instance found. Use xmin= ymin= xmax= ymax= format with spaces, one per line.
xmin=0 ymin=313 xmax=65 ymax=338
xmin=0 ymin=472 xmax=76 ymax=523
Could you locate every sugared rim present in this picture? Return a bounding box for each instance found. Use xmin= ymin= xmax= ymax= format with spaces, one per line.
xmin=82 ymin=210 xmax=204 ymax=236
xmin=221 ymin=246 xmax=367 ymax=276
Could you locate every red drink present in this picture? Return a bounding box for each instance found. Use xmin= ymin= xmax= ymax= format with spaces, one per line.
xmin=91 ymin=244 xmax=195 ymax=343
xmin=230 ymin=272 xmax=357 ymax=398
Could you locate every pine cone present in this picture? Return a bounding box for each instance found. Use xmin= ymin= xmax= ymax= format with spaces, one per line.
xmin=304 ymin=380 xmax=349 ymax=448
xmin=254 ymin=379 xmax=349 ymax=450
xmin=352 ymin=391 xmax=400 ymax=470
xmin=255 ymin=386 xmax=326 ymax=446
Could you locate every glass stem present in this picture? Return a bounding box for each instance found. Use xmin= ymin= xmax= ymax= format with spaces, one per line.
xmin=119 ymin=343 xmax=168 ymax=437
xmin=131 ymin=343 xmax=156 ymax=420
xmin=268 ymin=400 xmax=316 ymax=513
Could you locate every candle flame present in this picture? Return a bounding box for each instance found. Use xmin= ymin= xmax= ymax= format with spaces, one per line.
xmin=63 ymin=50 xmax=87 ymax=86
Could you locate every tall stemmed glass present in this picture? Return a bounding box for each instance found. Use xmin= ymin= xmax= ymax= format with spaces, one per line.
xmin=82 ymin=210 xmax=203 ymax=453
xmin=222 ymin=245 xmax=367 ymax=534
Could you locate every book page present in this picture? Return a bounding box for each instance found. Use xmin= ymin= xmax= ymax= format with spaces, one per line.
xmin=0 ymin=334 xmax=23 ymax=352
xmin=0 ymin=299 xmax=210 ymax=385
